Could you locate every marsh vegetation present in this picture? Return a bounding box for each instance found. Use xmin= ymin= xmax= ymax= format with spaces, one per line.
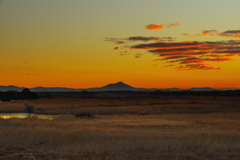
xmin=0 ymin=95 xmax=240 ymax=159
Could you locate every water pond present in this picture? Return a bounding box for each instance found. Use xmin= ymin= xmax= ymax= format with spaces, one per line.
xmin=0 ymin=113 xmax=56 ymax=120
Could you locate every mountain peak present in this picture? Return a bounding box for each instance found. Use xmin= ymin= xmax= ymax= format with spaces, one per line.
xmin=115 ymin=81 xmax=125 ymax=84
xmin=101 ymin=81 xmax=135 ymax=91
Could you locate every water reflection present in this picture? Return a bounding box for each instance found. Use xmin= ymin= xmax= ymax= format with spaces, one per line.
xmin=0 ymin=113 xmax=56 ymax=120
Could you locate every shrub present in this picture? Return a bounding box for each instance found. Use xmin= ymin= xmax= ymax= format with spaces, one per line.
xmin=24 ymin=103 xmax=34 ymax=113
xmin=75 ymin=112 xmax=95 ymax=119
xmin=18 ymin=88 xmax=38 ymax=100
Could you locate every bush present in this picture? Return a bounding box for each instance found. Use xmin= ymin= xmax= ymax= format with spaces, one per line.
xmin=75 ymin=112 xmax=95 ymax=119
xmin=18 ymin=88 xmax=38 ymax=100
xmin=24 ymin=103 xmax=34 ymax=113
xmin=0 ymin=91 xmax=17 ymax=102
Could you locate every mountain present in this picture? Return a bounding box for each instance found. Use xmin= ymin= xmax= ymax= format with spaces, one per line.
xmin=88 ymin=81 xmax=137 ymax=91
xmin=188 ymin=87 xmax=216 ymax=91
xmin=30 ymin=87 xmax=79 ymax=92
xmin=167 ymin=88 xmax=182 ymax=91
xmin=0 ymin=83 xmax=231 ymax=92
xmin=0 ymin=85 xmax=24 ymax=92
xmin=0 ymin=82 xmax=138 ymax=92
xmin=101 ymin=81 xmax=135 ymax=91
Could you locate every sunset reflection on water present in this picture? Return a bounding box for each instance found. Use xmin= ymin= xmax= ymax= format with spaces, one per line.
xmin=0 ymin=113 xmax=55 ymax=120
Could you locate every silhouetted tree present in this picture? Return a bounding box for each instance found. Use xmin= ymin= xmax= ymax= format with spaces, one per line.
xmin=81 ymin=90 xmax=88 ymax=98
xmin=0 ymin=91 xmax=17 ymax=102
xmin=18 ymin=88 xmax=38 ymax=100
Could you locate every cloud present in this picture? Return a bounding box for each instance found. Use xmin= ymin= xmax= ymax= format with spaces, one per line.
xmin=131 ymin=41 xmax=208 ymax=50
xmin=146 ymin=23 xmax=180 ymax=30
xmin=186 ymin=30 xmax=240 ymax=39
xmin=119 ymin=51 xmax=129 ymax=57
xmin=105 ymin=37 xmax=125 ymax=45
xmin=106 ymin=36 xmax=175 ymax=44
xmin=114 ymin=47 xmax=119 ymax=50
xmin=135 ymin=53 xmax=143 ymax=58
xmin=190 ymin=30 xmax=218 ymax=38
xmin=128 ymin=36 xmax=160 ymax=41
xmin=129 ymin=40 xmax=240 ymax=70
xmin=115 ymin=41 xmax=124 ymax=45
xmin=175 ymin=64 xmax=221 ymax=71
xmin=218 ymin=30 xmax=240 ymax=39
xmin=167 ymin=23 xmax=180 ymax=28
xmin=22 ymin=62 xmax=27 ymax=64
xmin=107 ymin=27 xmax=240 ymax=71
xmin=182 ymin=33 xmax=189 ymax=36
xmin=145 ymin=23 xmax=164 ymax=30
xmin=128 ymin=36 xmax=175 ymax=42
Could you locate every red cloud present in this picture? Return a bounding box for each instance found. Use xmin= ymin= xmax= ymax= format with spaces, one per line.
xmin=175 ymin=64 xmax=221 ymax=71
xmin=107 ymin=28 xmax=240 ymax=71
xmin=128 ymin=40 xmax=240 ymax=70
xmin=114 ymin=47 xmax=119 ymax=50
xmin=190 ymin=30 xmax=217 ymax=38
xmin=186 ymin=30 xmax=240 ymax=39
xmin=131 ymin=41 xmax=210 ymax=50
xmin=145 ymin=23 xmax=164 ymax=30
xmin=167 ymin=23 xmax=180 ymax=28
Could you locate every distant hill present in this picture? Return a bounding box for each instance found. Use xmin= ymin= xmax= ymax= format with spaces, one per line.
xmin=0 ymin=85 xmax=24 ymax=92
xmin=0 ymin=83 xmax=236 ymax=92
xmin=88 ymin=81 xmax=138 ymax=91
xmin=0 ymin=82 xmax=138 ymax=92
xmin=101 ymin=81 xmax=135 ymax=91
xmin=188 ymin=87 xmax=216 ymax=91
xmin=31 ymin=87 xmax=77 ymax=92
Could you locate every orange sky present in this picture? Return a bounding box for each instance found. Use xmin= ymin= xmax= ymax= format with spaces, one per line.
xmin=0 ymin=0 xmax=240 ymax=89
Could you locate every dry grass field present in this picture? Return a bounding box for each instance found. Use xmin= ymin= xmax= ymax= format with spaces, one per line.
xmin=0 ymin=95 xmax=240 ymax=159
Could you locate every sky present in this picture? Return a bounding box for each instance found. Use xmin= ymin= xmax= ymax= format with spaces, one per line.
xmin=1 ymin=0 xmax=240 ymax=89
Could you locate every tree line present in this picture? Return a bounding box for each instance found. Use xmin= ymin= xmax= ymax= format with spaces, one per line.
xmin=0 ymin=88 xmax=38 ymax=102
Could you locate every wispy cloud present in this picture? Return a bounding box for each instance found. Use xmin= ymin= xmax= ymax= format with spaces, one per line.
xmin=135 ymin=53 xmax=143 ymax=58
xmin=182 ymin=33 xmax=189 ymax=36
xmin=119 ymin=51 xmax=129 ymax=57
xmin=186 ymin=30 xmax=240 ymax=39
xmin=145 ymin=23 xmax=164 ymax=30
xmin=190 ymin=30 xmax=217 ymax=38
xmin=128 ymin=36 xmax=161 ymax=41
xmin=167 ymin=23 xmax=180 ymax=28
xmin=145 ymin=23 xmax=180 ymax=30
xmin=106 ymin=36 xmax=175 ymax=44
xmin=218 ymin=30 xmax=240 ymax=39
xmin=115 ymin=41 xmax=124 ymax=45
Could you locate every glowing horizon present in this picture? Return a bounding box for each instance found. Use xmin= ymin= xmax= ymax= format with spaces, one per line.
xmin=1 ymin=0 xmax=240 ymax=89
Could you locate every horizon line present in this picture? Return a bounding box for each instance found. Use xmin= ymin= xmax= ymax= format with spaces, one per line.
xmin=0 ymin=84 xmax=239 ymax=90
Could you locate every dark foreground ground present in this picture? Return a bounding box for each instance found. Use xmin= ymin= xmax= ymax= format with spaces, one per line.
xmin=0 ymin=94 xmax=240 ymax=160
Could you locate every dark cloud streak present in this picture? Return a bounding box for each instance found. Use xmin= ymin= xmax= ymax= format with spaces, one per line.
xmin=105 ymin=36 xmax=175 ymax=44
xmin=107 ymin=26 xmax=240 ymax=71
xmin=130 ymin=40 xmax=240 ymax=70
